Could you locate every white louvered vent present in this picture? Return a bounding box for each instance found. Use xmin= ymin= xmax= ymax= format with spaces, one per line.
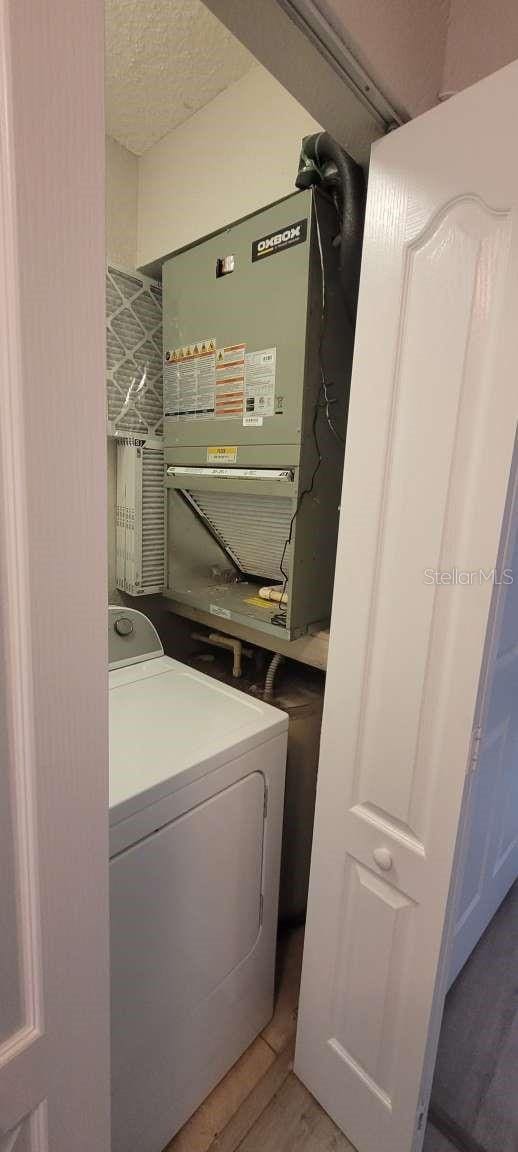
xmin=116 ymin=437 xmax=165 ymax=595
xmin=186 ymin=489 xmax=293 ymax=581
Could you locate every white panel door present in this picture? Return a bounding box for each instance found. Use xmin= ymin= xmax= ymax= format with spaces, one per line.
xmin=295 ymin=61 xmax=518 ymax=1152
xmin=448 ymin=446 xmax=518 ymax=987
xmin=0 ymin=1 xmax=109 ymax=1149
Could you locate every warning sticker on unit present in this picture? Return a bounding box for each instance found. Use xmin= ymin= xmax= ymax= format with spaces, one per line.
xmin=207 ymin=445 xmax=238 ymax=464
xmin=215 ymin=343 xmax=246 ymax=419
xmin=245 ymin=348 xmax=276 ymax=418
xmin=164 ymin=338 xmax=216 ymax=420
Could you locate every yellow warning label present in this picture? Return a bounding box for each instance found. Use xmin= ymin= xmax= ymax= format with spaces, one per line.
xmin=207 ymin=445 xmax=237 ymax=464
xmin=244 ymin=595 xmax=272 ymax=610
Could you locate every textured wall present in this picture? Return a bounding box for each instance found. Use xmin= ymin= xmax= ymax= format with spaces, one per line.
xmin=106 ymin=135 xmax=138 ymax=268
xmin=137 ymin=65 xmax=321 ymax=268
xmin=442 ymin=0 xmax=518 ymax=94
xmin=105 ymin=0 xmax=254 ymax=155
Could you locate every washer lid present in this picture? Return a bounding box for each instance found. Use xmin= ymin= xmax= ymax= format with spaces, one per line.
xmin=109 ymin=655 xmax=288 ymax=824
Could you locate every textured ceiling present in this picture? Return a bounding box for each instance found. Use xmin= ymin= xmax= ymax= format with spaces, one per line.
xmin=105 ymin=0 xmax=255 ymax=155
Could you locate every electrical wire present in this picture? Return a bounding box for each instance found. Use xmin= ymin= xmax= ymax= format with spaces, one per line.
xmin=271 ymin=398 xmax=323 ymax=628
xmin=271 ymin=193 xmax=340 ymax=628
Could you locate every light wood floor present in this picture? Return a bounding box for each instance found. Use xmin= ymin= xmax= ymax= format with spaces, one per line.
xmin=164 ymin=927 xmax=306 ymax=1152
xmin=165 ymin=924 xmax=449 ymax=1152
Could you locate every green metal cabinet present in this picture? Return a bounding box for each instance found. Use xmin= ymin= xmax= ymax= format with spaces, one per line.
xmin=162 ymin=189 xmax=354 ymax=640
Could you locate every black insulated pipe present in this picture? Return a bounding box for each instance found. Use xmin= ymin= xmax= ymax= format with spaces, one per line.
xmin=295 ymin=131 xmax=365 ymax=325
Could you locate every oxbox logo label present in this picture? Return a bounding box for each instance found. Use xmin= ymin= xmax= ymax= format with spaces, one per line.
xmin=251 ymin=218 xmax=308 ymax=262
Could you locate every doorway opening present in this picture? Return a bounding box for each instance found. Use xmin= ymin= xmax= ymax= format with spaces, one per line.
xmin=428 ymin=882 xmax=518 ymax=1152
xmin=426 ymin=435 xmax=518 ymax=1152
xmin=105 ymin=2 xmax=367 ymax=1150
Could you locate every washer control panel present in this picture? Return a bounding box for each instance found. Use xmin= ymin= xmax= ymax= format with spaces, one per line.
xmin=114 ymin=616 xmax=134 ymax=637
xmin=108 ymin=607 xmax=163 ymax=669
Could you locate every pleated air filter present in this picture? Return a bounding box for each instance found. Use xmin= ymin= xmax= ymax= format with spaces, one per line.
xmin=106 ymin=266 xmax=163 ymax=437
xmin=116 ymin=438 xmax=165 ymax=595
xmin=184 ymin=489 xmax=293 ymax=581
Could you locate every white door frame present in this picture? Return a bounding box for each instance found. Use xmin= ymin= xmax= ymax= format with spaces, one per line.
xmin=203 ymin=0 xmax=395 ymax=162
xmin=0 ymin=1 xmax=110 ymax=1147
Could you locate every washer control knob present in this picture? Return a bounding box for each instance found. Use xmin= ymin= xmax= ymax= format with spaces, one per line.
xmin=373 ymin=847 xmax=393 ymax=871
xmin=114 ymin=616 xmax=134 ymax=637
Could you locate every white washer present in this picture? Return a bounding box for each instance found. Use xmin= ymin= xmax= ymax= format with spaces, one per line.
xmin=108 ymin=607 xmax=288 ymax=1152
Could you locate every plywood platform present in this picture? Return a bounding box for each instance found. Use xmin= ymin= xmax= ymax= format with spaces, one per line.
xmin=167 ymin=601 xmax=329 ymax=670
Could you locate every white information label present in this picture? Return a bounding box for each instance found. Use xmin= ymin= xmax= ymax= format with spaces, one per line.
xmin=210 ymin=604 xmax=232 ymax=619
xmin=245 ymin=347 xmax=276 ymax=418
xmin=243 ymin=414 xmax=263 ymax=427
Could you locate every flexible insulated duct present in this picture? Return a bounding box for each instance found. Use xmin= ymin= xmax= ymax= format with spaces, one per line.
xmin=295 ymin=131 xmax=365 ymax=324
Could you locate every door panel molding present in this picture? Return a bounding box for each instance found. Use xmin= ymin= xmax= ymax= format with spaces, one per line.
xmin=0 ymin=1101 xmax=48 ymax=1152
xmin=0 ymin=0 xmax=43 ymax=1079
xmin=330 ymin=860 xmax=414 ymax=1100
xmin=354 ymin=196 xmax=512 ymax=844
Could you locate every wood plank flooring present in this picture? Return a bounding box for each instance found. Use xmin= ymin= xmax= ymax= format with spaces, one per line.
xmin=166 ymin=1037 xmax=277 ymax=1152
xmin=165 ymin=927 xmax=304 ymax=1152
xmin=233 ymin=1072 xmax=356 ymax=1152
xmin=210 ymin=1043 xmax=296 ymax=1152
xmin=164 ymin=921 xmax=455 ymax=1152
